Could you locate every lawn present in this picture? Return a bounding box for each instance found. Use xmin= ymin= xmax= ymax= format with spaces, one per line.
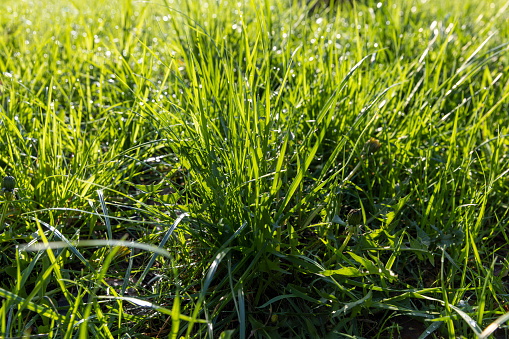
xmin=0 ymin=0 xmax=508 ymax=337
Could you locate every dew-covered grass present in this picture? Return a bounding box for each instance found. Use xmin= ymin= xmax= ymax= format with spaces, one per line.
xmin=0 ymin=0 xmax=509 ymax=337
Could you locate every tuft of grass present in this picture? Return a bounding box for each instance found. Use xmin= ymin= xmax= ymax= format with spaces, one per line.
xmin=0 ymin=0 xmax=508 ymax=337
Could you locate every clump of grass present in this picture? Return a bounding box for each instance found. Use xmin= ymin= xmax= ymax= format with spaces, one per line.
xmin=0 ymin=0 xmax=508 ymax=338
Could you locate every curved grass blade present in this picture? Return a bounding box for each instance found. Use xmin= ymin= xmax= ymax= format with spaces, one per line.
xmin=479 ymin=311 xmax=509 ymax=339
xmin=121 ymin=246 xmax=134 ymax=297
xmin=186 ymin=248 xmax=231 ymax=337
xmin=257 ymin=294 xmax=298 ymax=309
xmin=22 ymin=240 xmax=173 ymax=260
xmin=332 ymin=290 xmax=372 ymax=317
xmin=448 ymin=304 xmax=482 ymax=337
xmin=136 ymin=212 xmax=189 ymax=287
xmin=228 ymin=256 xmax=245 ymax=339
xmin=97 ymin=189 xmax=112 ymax=246
xmin=98 ymin=296 xmax=206 ymax=324
xmin=32 ymin=217 xmax=94 ymax=271
xmin=418 ymin=321 xmax=442 ymax=339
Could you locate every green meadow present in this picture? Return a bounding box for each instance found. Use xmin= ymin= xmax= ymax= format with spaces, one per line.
xmin=0 ymin=0 xmax=508 ymax=337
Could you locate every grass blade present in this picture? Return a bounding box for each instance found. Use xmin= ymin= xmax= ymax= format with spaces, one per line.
xmin=136 ymin=212 xmax=189 ymax=287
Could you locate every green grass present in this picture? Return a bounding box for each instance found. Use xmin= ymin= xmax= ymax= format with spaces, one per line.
xmin=0 ymin=0 xmax=508 ymax=337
